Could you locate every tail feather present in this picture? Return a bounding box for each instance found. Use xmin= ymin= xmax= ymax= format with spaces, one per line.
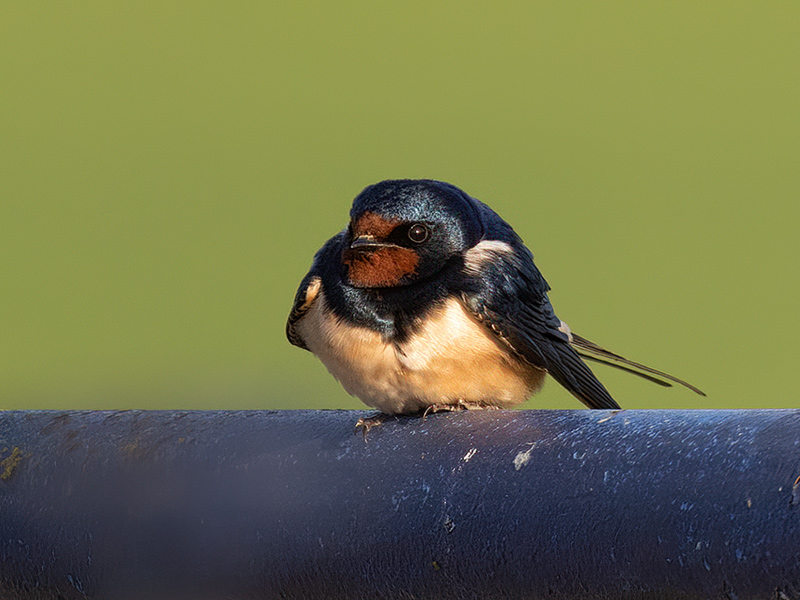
xmin=577 ymin=352 xmax=673 ymax=387
xmin=570 ymin=334 xmax=706 ymax=397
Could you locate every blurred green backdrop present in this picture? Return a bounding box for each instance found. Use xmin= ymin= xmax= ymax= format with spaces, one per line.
xmin=1 ymin=2 xmax=797 ymax=410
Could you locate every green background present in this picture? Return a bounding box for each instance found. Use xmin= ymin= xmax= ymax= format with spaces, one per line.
xmin=2 ymin=2 xmax=797 ymax=410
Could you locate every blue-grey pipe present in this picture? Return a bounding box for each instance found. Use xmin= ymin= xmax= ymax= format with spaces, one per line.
xmin=0 ymin=409 xmax=798 ymax=599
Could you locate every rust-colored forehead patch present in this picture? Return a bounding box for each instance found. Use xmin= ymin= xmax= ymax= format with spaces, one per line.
xmin=352 ymin=211 xmax=399 ymax=238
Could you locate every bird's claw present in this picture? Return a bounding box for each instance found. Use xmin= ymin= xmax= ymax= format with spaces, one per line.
xmin=354 ymin=413 xmax=392 ymax=440
xmin=422 ymin=400 xmax=497 ymax=419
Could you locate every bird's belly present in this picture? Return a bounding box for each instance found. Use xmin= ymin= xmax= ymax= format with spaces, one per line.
xmin=296 ymin=294 xmax=544 ymax=414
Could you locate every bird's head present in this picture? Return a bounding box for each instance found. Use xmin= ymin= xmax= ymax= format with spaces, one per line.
xmin=341 ymin=179 xmax=484 ymax=288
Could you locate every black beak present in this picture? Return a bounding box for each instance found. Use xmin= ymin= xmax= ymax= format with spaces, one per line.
xmin=349 ymin=235 xmax=393 ymax=250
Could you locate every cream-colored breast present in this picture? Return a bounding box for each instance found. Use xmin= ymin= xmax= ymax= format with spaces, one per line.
xmin=294 ymin=291 xmax=545 ymax=414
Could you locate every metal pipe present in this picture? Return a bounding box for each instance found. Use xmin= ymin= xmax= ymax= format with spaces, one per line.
xmin=0 ymin=409 xmax=798 ymax=599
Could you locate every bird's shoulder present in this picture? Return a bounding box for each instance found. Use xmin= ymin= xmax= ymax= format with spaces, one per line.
xmin=456 ymin=210 xmax=570 ymax=364
xmin=460 ymin=207 xmax=553 ymax=309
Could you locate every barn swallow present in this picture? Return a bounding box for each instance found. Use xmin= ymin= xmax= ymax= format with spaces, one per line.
xmin=287 ymin=179 xmax=703 ymax=428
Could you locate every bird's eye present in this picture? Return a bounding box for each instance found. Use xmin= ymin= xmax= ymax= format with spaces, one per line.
xmin=407 ymin=223 xmax=429 ymax=243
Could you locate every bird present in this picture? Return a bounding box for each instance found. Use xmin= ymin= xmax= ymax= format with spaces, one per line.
xmin=287 ymin=179 xmax=703 ymax=430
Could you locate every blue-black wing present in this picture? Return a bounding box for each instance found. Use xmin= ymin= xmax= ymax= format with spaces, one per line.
xmin=286 ymin=233 xmax=346 ymax=350
xmin=460 ymin=238 xmax=620 ymax=410
xmin=286 ymin=270 xmax=321 ymax=351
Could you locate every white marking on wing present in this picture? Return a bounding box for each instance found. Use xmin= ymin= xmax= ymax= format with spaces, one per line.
xmin=558 ymin=320 xmax=573 ymax=342
xmin=463 ymin=240 xmax=514 ymax=275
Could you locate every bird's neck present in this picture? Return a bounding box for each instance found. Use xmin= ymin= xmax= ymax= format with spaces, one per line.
xmin=326 ymin=271 xmax=462 ymax=343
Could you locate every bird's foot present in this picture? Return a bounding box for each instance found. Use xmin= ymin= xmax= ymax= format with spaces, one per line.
xmin=354 ymin=413 xmax=393 ymax=440
xmin=422 ymin=400 xmax=495 ymax=419
xmin=422 ymin=400 xmax=498 ymax=419
xmin=456 ymin=399 xmax=501 ymax=411
xmin=422 ymin=403 xmax=461 ymax=419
